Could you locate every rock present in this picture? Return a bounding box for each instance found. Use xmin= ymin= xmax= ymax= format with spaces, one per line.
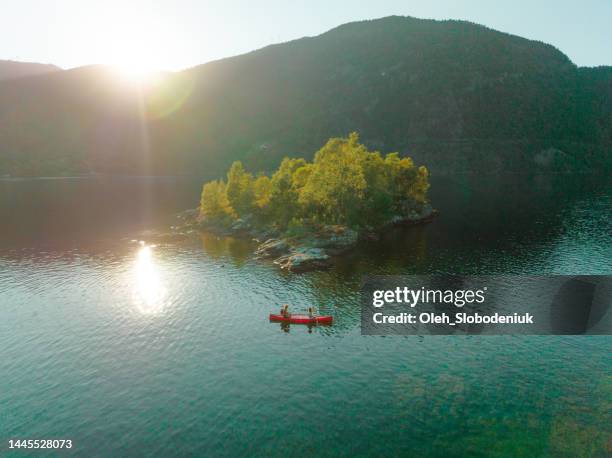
xmin=254 ymin=238 xmax=290 ymax=259
xmin=326 ymin=226 xmax=358 ymax=247
xmin=177 ymin=208 xmax=198 ymax=219
xmin=391 ymin=204 xmax=436 ymax=225
xmin=250 ymin=228 xmax=272 ymax=241
xmin=275 ymin=247 xmax=331 ymax=273
xmin=304 ymin=225 xmax=358 ymax=253
xmin=176 ymin=208 xmax=199 ymax=225
xmin=230 ymin=218 xmax=251 ymax=234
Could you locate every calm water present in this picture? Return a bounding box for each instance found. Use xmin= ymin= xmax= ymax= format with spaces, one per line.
xmin=1 ymin=175 xmax=611 ymax=457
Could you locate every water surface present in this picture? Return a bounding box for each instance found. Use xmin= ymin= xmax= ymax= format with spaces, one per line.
xmin=1 ymin=175 xmax=610 ymax=456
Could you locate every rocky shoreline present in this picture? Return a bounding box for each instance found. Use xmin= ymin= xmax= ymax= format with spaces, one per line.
xmin=148 ymin=205 xmax=437 ymax=273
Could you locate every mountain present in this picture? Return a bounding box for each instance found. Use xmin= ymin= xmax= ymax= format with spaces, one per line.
xmin=0 ymin=16 xmax=610 ymax=177
xmin=0 ymin=60 xmax=60 ymax=82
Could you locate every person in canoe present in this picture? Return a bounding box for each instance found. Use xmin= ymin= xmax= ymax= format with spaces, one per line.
xmin=308 ymin=306 xmax=314 ymax=318
xmin=280 ymin=304 xmax=290 ymax=318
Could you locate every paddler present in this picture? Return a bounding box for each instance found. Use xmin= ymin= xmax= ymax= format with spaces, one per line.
xmin=308 ymin=306 xmax=314 ymax=318
xmin=280 ymin=304 xmax=290 ymax=318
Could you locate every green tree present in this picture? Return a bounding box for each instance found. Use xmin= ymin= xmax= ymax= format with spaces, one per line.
xmin=198 ymin=132 xmax=430 ymax=231
xmin=226 ymin=161 xmax=255 ymax=216
xmin=200 ymin=180 xmax=234 ymax=221
xmin=300 ymin=132 xmax=367 ymax=225
xmin=253 ymin=175 xmax=272 ymax=209
xmin=269 ymin=158 xmax=307 ymax=228
xmin=409 ymin=166 xmax=430 ymax=204
xmin=360 ymin=151 xmax=394 ymax=225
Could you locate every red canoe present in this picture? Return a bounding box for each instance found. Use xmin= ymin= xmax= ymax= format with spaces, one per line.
xmin=269 ymin=313 xmax=333 ymax=325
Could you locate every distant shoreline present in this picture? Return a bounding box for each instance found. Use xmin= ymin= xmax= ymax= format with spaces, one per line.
xmin=1 ymin=170 xmax=606 ymax=181
xmin=0 ymin=174 xmax=201 ymax=181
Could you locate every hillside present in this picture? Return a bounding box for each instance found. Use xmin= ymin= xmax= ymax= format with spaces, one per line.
xmin=0 ymin=16 xmax=610 ymax=177
xmin=0 ymin=60 xmax=60 ymax=81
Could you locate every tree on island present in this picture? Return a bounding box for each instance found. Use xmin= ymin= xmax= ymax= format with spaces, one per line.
xmin=200 ymin=180 xmax=234 ymax=222
xmin=226 ymin=161 xmax=255 ymax=216
xmin=199 ymin=132 xmax=430 ymax=231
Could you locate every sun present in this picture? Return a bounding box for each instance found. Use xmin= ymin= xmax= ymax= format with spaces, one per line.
xmin=114 ymin=60 xmax=160 ymax=84
xmin=90 ymin=4 xmax=173 ymax=84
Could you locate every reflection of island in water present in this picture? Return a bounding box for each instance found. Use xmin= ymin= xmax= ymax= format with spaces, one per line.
xmin=199 ymin=233 xmax=256 ymax=266
xmin=192 ymin=173 xmax=610 ymax=279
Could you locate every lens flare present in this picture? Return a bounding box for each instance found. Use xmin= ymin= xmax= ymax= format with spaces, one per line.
xmin=144 ymin=72 xmax=194 ymax=119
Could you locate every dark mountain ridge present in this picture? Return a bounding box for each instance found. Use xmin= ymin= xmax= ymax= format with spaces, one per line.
xmin=0 ymin=16 xmax=610 ymax=176
xmin=0 ymin=60 xmax=61 ymax=82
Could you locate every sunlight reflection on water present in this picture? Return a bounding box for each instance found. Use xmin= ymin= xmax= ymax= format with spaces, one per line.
xmin=132 ymin=243 xmax=167 ymax=315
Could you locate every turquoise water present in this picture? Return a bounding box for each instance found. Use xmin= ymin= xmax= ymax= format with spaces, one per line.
xmin=0 ymin=175 xmax=610 ymax=456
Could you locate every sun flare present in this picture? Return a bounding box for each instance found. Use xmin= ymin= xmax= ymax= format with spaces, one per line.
xmin=132 ymin=244 xmax=167 ymax=315
xmin=91 ymin=4 xmax=175 ymax=84
xmin=114 ymin=61 xmax=160 ymax=83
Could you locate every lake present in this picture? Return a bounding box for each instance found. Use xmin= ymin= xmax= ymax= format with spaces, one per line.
xmin=1 ymin=174 xmax=610 ymax=456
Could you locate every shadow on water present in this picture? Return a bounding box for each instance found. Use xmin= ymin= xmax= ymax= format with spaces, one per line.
xmin=198 ymin=232 xmax=256 ymax=267
xmin=272 ymin=321 xmax=333 ymax=334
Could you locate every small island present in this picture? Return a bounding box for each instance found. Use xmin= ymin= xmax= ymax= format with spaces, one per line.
xmin=176 ymin=133 xmax=436 ymax=272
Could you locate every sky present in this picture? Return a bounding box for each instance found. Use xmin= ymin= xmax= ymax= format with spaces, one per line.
xmin=1 ymin=0 xmax=611 ymax=71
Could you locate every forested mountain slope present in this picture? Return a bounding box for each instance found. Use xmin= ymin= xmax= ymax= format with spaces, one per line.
xmin=0 ymin=16 xmax=610 ymax=176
